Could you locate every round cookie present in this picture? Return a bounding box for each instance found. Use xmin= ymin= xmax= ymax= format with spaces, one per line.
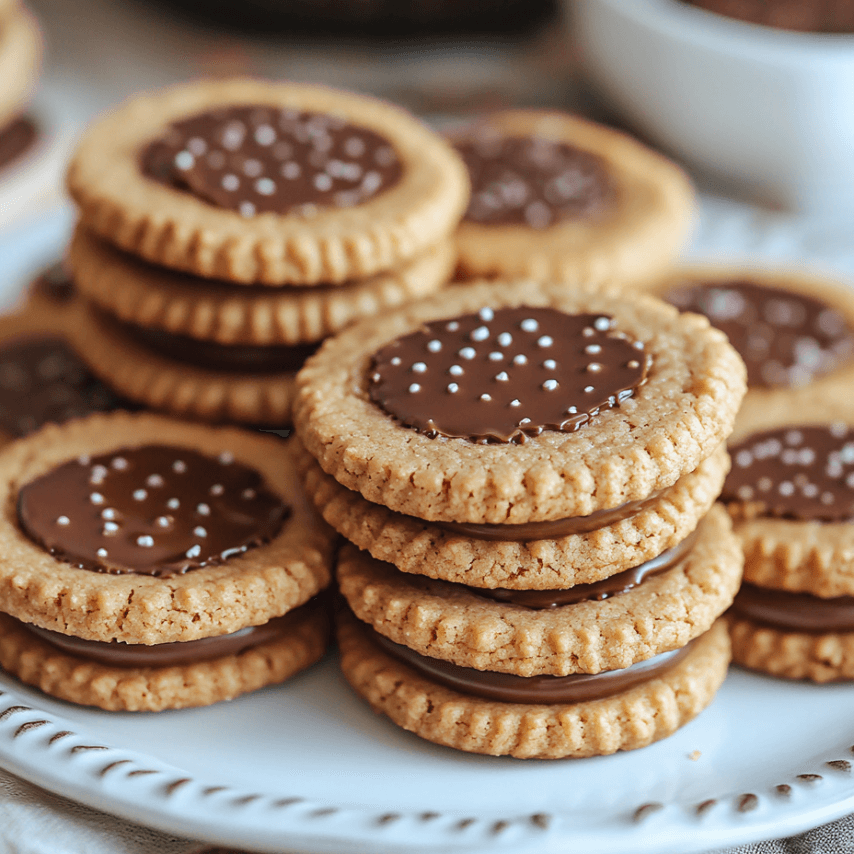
xmin=336 ymin=504 xmax=741 ymax=676
xmin=297 ymin=438 xmax=730 ymax=588
xmin=450 ymin=110 xmax=695 ymax=286
xmin=69 ymin=225 xmax=455 ymax=347
xmin=294 ymin=279 xmax=746 ymax=523
xmin=67 ymin=78 xmax=469 ymax=285
xmin=0 ymin=7 xmax=40 ymax=131
xmin=0 ymin=412 xmax=333 ymax=644
xmin=645 ymin=266 xmax=854 ymax=430
xmin=337 ymin=610 xmax=730 ymax=759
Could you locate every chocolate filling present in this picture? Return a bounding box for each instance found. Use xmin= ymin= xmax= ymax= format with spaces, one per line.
xmin=23 ymin=598 xmax=322 ymax=667
xmin=366 ymin=620 xmax=693 ymax=703
xmin=454 ymin=132 xmax=614 ymax=227
xmin=368 ymin=306 xmax=649 ymax=443
xmin=731 ymin=583 xmax=854 ymax=633
xmin=17 ymin=444 xmax=288 ymax=576
xmin=722 ymin=424 xmax=854 ymax=522
xmin=0 ymin=335 xmax=124 ymax=437
xmin=666 ymin=281 xmax=854 ymax=389
xmin=0 ymin=116 xmax=38 ymax=172
xmin=469 ymin=528 xmax=698 ymax=608
xmin=141 ymin=105 xmax=402 ymax=217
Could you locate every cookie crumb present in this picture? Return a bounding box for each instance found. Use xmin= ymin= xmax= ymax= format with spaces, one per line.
xmin=688 ymin=750 xmax=702 ymax=761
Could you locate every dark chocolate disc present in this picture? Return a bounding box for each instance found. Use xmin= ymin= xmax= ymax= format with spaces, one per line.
xmin=17 ymin=445 xmax=289 ymax=576
xmin=722 ymin=424 xmax=854 ymax=522
xmin=367 ymin=306 xmax=649 ymax=443
xmin=0 ymin=336 xmax=122 ymax=437
xmin=141 ymin=105 xmax=403 ymax=217
xmin=453 ymin=132 xmax=613 ymax=227
xmin=666 ymin=281 xmax=854 ymax=388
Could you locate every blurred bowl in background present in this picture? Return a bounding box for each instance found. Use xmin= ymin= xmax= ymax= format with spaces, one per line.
xmin=573 ymin=0 xmax=854 ymax=214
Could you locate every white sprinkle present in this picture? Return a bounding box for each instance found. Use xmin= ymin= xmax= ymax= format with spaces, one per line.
xmin=582 ymin=327 xmax=595 ymax=337
xmin=345 ymin=137 xmax=366 ymax=157
xmin=488 ymin=352 xmax=504 ymax=362
xmin=479 ymin=308 xmax=494 ymax=322
xmin=56 ymin=516 xmax=70 ymax=526
xmin=411 ymin=362 xmax=427 ymax=373
xmin=196 ymin=503 xmax=211 ymax=516
xmin=537 ymin=335 xmax=554 ymax=348
xmin=239 ymin=201 xmax=256 ymax=218
xmin=510 ymin=399 xmax=521 ymax=407
xmin=842 ymin=443 xmax=854 ymax=465
xmin=737 ymin=485 xmax=754 ymax=500
xmin=785 ymin=430 xmax=804 ymax=446
xmin=187 ymin=137 xmax=207 ymax=156
xmin=520 ymin=319 xmax=538 ymax=332
xmin=78 ymin=455 xmax=91 ymax=465
xmin=146 ymin=474 xmax=164 ymax=488
xmin=173 ymin=460 xmax=187 ymax=473
xmin=186 ymin=545 xmax=202 ymax=559
xmin=495 ymin=372 xmax=509 ymax=382
xmin=112 ymin=457 xmax=128 ymax=470
xmin=242 ymin=489 xmax=256 ymax=500
xmin=736 ymin=450 xmax=753 ymax=468
xmin=133 ymin=489 xmax=147 ymax=501
xmin=314 ymin=173 xmax=333 ymax=192
xmin=254 ymin=124 xmax=276 ymax=145
xmin=831 ymin=422 xmax=848 ymax=438
xmin=174 ymin=150 xmax=194 ymax=170
xmin=803 ymin=483 xmax=819 ymax=497
xmin=470 ymin=326 xmax=490 ymax=342
xmin=480 ymin=393 xmax=492 ymax=402
xmin=498 ymin=332 xmax=513 ymax=347
xmin=513 ymin=354 xmax=528 ymax=366
xmin=822 ymin=492 xmax=835 ymax=505
xmin=758 ymin=477 xmax=773 ymax=492
xmin=543 ymin=359 xmax=556 ymax=370
xmin=542 ymin=379 xmax=559 ymax=391
xmin=449 ymin=365 xmax=464 ymax=376
xmin=90 ymin=492 xmax=105 ymax=505
xmin=459 ymin=347 xmax=476 ymax=360
xmin=520 ymin=418 xmax=532 ymax=425
xmin=219 ymin=452 xmax=234 ymax=465
xmin=779 ymin=481 xmax=795 ymax=496
xmin=408 ymin=383 xmax=421 ymax=393
xmin=156 ymin=516 xmax=171 ymax=528
xmin=427 ymin=340 xmax=442 ymax=353
xmin=167 ymin=498 xmax=180 ymax=510
xmin=633 ymin=340 xmax=644 ymax=350
xmin=584 ymin=385 xmax=595 ymax=393
xmin=89 ymin=465 xmax=108 ymax=484
xmin=101 ymin=508 xmax=117 ymax=520
xmin=194 ymin=526 xmax=208 ymax=538
xmin=567 ymin=406 xmax=578 ymax=414
xmin=281 ymin=161 xmax=301 ymax=180
xmin=103 ymin=522 xmax=119 ymax=534
xmin=627 ymin=360 xmax=640 ymax=369
xmin=242 ymin=158 xmax=263 ymax=178
xmin=222 ymin=174 xmax=240 ymax=191
xmin=594 ymin=317 xmax=611 ymax=331
xmin=445 ymin=321 xmax=459 ymax=332
xmin=587 ymin=363 xmax=603 ymax=373
xmin=256 ymin=177 xmax=276 ymax=196
xmin=585 ymin=344 xmax=602 ymax=355
xmin=447 ymin=383 xmax=459 ymax=394
xmin=96 ymin=548 xmax=108 ymax=559
xmin=391 ymin=357 xmax=401 ymax=366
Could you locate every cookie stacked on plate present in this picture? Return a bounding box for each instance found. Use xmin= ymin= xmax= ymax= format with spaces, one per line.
xmin=295 ymin=279 xmax=747 ymax=758
xmin=64 ymin=78 xmax=467 ymax=427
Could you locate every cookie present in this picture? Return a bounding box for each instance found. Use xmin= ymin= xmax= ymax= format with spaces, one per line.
xmin=294 ymin=279 xmax=746 ymax=523
xmin=0 ymin=6 xmax=40 ymax=131
xmin=69 ymin=225 xmax=454 ymax=346
xmin=336 ymin=504 xmax=741 ymax=676
xmin=338 ymin=609 xmax=730 ymax=759
xmin=449 ymin=110 xmax=694 ymax=285
xmin=0 ymin=412 xmax=333 ymax=645
xmin=67 ymin=78 xmax=469 ymax=285
xmin=646 ymin=265 xmax=854 ymax=430
xmin=298 ymin=438 xmax=730 ymax=588
xmin=0 ymin=599 xmax=328 ymax=711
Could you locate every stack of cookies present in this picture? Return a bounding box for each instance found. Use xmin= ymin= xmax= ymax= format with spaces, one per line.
xmin=64 ymin=78 xmax=468 ymax=427
xmin=295 ymin=279 xmax=747 ymax=758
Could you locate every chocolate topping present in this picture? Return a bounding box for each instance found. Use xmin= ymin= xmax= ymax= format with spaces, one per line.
xmin=0 ymin=335 xmax=123 ymax=438
xmin=666 ymin=281 xmax=854 ymax=389
xmin=732 ymin=583 xmax=854 ymax=633
xmin=141 ymin=105 xmax=403 ymax=217
xmin=368 ymin=307 xmax=649 ymax=443
xmin=722 ymin=424 xmax=854 ymax=522
xmin=17 ymin=445 xmax=288 ymax=576
xmin=31 ymin=262 xmax=75 ymax=304
xmin=367 ymin=620 xmax=693 ymax=703
xmin=680 ymin=0 xmax=854 ymax=33
xmin=470 ymin=529 xmax=697 ymax=608
xmin=0 ymin=116 xmax=38 ymax=172
xmin=454 ymin=132 xmax=613 ymax=227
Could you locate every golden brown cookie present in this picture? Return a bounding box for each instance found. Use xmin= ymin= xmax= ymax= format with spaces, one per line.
xmin=0 ymin=412 xmax=333 ymax=644
xmin=69 ymin=225 xmax=454 ymax=346
xmin=67 ymin=78 xmax=469 ymax=285
xmin=0 ymin=7 xmax=40 ymax=130
xmin=645 ymin=265 xmax=854 ymax=431
xmin=298 ymin=439 xmax=730 ymax=588
xmin=336 ymin=504 xmax=741 ymax=676
xmin=0 ymin=602 xmax=328 ymax=712
xmin=338 ymin=610 xmax=730 ymax=759
xmin=450 ymin=110 xmax=694 ymax=286
xmin=295 ymin=278 xmax=746 ymax=523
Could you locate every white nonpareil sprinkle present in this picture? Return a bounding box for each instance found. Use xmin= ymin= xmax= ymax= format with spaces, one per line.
xmin=197 ymin=503 xmax=211 ymax=516
xmin=459 ymin=347 xmax=476 ymax=360
xmin=537 ymin=335 xmax=554 ymax=348
xmin=520 ymin=319 xmax=538 ymax=333
xmin=222 ymin=174 xmax=240 ymax=191
xmin=449 ymin=365 xmax=464 ymax=376
xmin=498 ymin=332 xmax=513 ymax=347
xmin=447 ymin=383 xmax=459 ymax=393
xmin=488 ymin=352 xmax=504 ymax=362
xmin=542 ymin=379 xmax=559 ymax=391
xmin=408 ymin=383 xmax=421 ymax=393
xmin=256 ymin=178 xmax=276 ymax=196
xmin=594 ymin=317 xmax=611 ymax=331
xmin=495 ymin=372 xmax=509 ymax=382
xmin=510 ymin=399 xmax=521 ymax=407
xmin=585 ymin=344 xmax=602 ymax=355
xmin=427 ymin=340 xmax=442 ymax=353
xmin=446 ymin=321 xmax=459 ymax=331
xmin=411 ymin=362 xmax=427 ymax=373
xmin=103 ymin=522 xmax=119 ymax=534
xmin=112 ymin=457 xmax=128 ymax=470
xmin=133 ymin=489 xmax=147 ymax=502
xmin=174 ymin=150 xmax=194 ymax=170
xmin=219 ymin=452 xmax=234 ymax=464
xmin=186 ymin=545 xmax=202 ymax=559
xmin=480 ymin=393 xmax=492 ymax=402
xmin=479 ymin=308 xmax=494 ymax=322
xmin=156 ymin=516 xmax=170 ymax=528
xmin=587 ymin=363 xmax=603 ymax=373
xmin=242 ymin=489 xmax=256 ymax=500
xmin=584 ymin=385 xmax=594 ymax=393
xmin=90 ymin=492 xmax=105 ymax=505
xmin=470 ymin=326 xmax=490 ymax=342
xmin=543 ymin=359 xmax=556 ymax=370
xmin=173 ymin=460 xmax=187 ymax=473
xmin=513 ymin=354 xmax=528 ymax=366
xmin=167 ymin=498 xmax=180 ymax=510
xmin=96 ymin=548 xmax=108 ymax=558
xmin=101 ymin=508 xmax=117 ymax=520
xmin=56 ymin=516 xmax=70 ymax=526
xmin=146 ymin=474 xmax=164 ymax=488
xmin=194 ymin=527 xmax=207 ymax=538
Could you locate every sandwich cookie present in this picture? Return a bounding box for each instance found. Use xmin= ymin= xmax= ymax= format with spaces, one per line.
xmin=0 ymin=412 xmax=333 ymax=710
xmin=450 ymin=111 xmax=694 ymax=286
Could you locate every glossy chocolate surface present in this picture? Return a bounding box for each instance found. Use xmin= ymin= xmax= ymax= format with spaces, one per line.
xmin=680 ymin=0 xmax=854 ymax=33
xmin=368 ymin=307 xmax=649 ymax=443
xmin=368 ymin=621 xmax=692 ymax=703
xmin=0 ymin=116 xmax=37 ymax=172
xmin=454 ymin=132 xmax=613 ymax=227
xmin=17 ymin=445 xmax=288 ymax=576
xmin=666 ymin=281 xmax=854 ymax=388
xmin=470 ymin=529 xmax=697 ymax=608
xmin=0 ymin=335 xmax=122 ymax=437
xmin=723 ymin=425 xmax=854 ymax=522
xmin=141 ymin=105 xmax=402 ymax=217
xmin=732 ymin=583 xmax=854 ymax=633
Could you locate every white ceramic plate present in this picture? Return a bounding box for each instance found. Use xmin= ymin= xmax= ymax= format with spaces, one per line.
xmin=1 ymin=206 xmax=854 ymax=854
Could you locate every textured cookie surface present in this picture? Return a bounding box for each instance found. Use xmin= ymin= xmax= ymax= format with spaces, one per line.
xmin=298 ymin=440 xmax=729 ymax=587
xmin=0 ymin=413 xmax=333 ymax=643
xmin=295 ymin=279 xmax=746 ymax=522
xmin=336 ymin=505 xmax=741 ymax=676
xmin=452 ymin=110 xmax=695 ymax=287
xmin=70 ymin=226 xmax=454 ymax=346
xmin=67 ymin=78 xmax=469 ymax=285
xmin=0 ymin=604 xmax=328 ymax=711
xmin=338 ymin=612 xmax=730 ymax=759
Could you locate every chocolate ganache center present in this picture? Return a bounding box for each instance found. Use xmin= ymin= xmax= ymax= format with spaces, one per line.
xmin=367 ymin=620 xmax=693 ymax=703
xmin=732 ymin=584 xmax=854 ymax=633
xmin=0 ymin=335 xmax=122 ymax=437
xmin=141 ymin=105 xmax=403 ymax=217
xmin=666 ymin=281 xmax=854 ymax=388
xmin=454 ymin=132 xmax=614 ymax=228
xmin=722 ymin=424 xmax=854 ymax=522
xmin=0 ymin=116 xmax=38 ymax=172
xmin=17 ymin=445 xmax=288 ymax=576
xmin=368 ymin=307 xmax=649 ymax=443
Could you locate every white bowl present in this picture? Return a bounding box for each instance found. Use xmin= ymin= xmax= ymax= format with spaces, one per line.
xmin=573 ymin=0 xmax=854 ymax=214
